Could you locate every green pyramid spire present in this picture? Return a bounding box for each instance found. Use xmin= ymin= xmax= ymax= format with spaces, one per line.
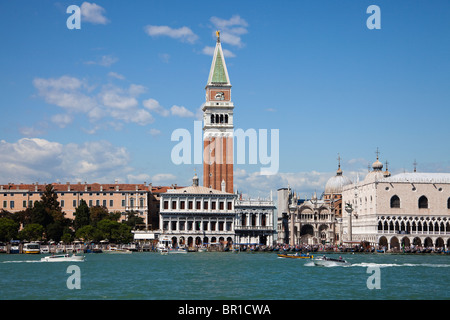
xmin=211 ymin=49 xmax=227 ymax=84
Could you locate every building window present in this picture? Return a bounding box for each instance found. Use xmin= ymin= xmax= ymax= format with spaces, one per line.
xmin=89 ymin=200 xmax=93 ymax=207
xmin=390 ymin=195 xmax=400 ymax=208
xmin=23 ymin=200 xmax=27 ymax=208
xmin=172 ymin=201 xmax=176 ymax=209
xmin=61 ymin=200 xmax=65 ymax=208
xmin=447 ymin=197 xmax=450 ymax=209
xmin=73 ymin=200 xmax=77 ymax=207
xmin=180 ymin=201 xmax=185 ymax=210
xmin=227 ymin=202 xmax=232 ymax=210
xmin=418 ymin=196 xmax=428 ymax=209
xmin=164 ymin=201 xmax=169 ymax=210
xmin=204 ymin=201 xmax=208 ymax=210
xmin=188 ymin=200 xmax=193 ymax=209
xmin=211 ymin=114 xmax=215 ymax=124
xmin=196 ymin=201 xmax=201 ymax=210
xmin=211 ymin=202 xmax=216 ymax=210
xmin=110 ymin=200 xmax=114 ymax=207
xmin=219 ymin=201 xmax=224 ymax=210
xmin=103 ymin=200 xmax=107 ymax=207
xmin=122 ymin=199 xmax=125 ymax=207
xmin=10 ymin=201 xmax=14 ymax=209
xmin=2 ymin=201 xmax=6 ymax=208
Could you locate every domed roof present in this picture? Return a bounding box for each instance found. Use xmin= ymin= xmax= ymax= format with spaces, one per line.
xmin=325 ymin=166 xmax=352 ymax=194
xmin=364 ymin=154 xmax=385 ymax=183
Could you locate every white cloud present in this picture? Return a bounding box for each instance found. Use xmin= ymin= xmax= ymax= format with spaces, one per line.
xmin=85 ymin=55 xmax=118 ymax=67
xmin=33 ymin=76 xmax=97 ymax=113
xmin=158 ymin=53 xmax=170 ymax=63
xmin=143 ymin=98 xmax=169 ymax=117
xmin=107 ymin=71 xmax=125 ymax=80
xmin=210 ymin=15 xmax=248 ymax=29
xmin=144 ymin=25 xmax=199 ymax=44
xmin=151 ymin=173 xmax=178 ymax=184
xmin=33 ymin=76 xmax=155 ymax=127
xmin=234 ymin=168 xmax=336 ymax=200
xmin=51 ymin=114 xmax=73 ymax=128
xmin=148 ymin=128 xmax=161 ymax=136
xmin=0 ymin=138 xmax=135 ymax=184
xmin=210 ymin=15 xmax=248 ymax=48
xmin=170 ymin=105 xmax=194 ymax=118
xmin=80 ymin=2 xmax=109 ymax=25
xmin=201 ymin=46 xmax=235 ymax=58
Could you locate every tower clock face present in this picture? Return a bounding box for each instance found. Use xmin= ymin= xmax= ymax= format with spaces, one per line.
xmin=209 ymin=89 xmax=230 ymax=101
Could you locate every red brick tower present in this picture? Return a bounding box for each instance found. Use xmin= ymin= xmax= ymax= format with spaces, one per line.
xmin=202 ymin=31 xmax=234 ymax=193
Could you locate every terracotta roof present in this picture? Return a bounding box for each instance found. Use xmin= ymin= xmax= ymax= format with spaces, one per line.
xmin=0 ymin=183 xmax=180 ymax=193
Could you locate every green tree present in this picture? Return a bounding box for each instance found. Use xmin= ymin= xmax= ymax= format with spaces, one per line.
xmin=0 ymin=217 xmax=20 ymax=242
xmin=31 ymin=201 xmax=53 ymax=228
xmin=90 ymin=205 xmax=108 ymax=226
xmin=61 ymin=232 xmax=73 ymax=244
xmin=75 ymin=225 xmax=102 ymax=242
xmin=123 ymin=211 xmax=144 ymax=229
xmin=19 ymin=223 xmax=44 ymax=241
xmin=74 ymin=200 xmax=90 ymax=231
xmin=41 ymin=184 xmax=60 ymax=212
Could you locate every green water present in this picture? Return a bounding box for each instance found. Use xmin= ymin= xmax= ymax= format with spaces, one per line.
xmin=0 ymin=252 xmax=449 ymax=300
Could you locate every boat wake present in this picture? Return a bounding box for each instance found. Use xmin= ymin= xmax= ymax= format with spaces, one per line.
xmin=350 ymin=262 xmax=450 ymax=268
xmin=304 ymin=261 xmax=450 ymax=268
xmin=2 ymin=260 xmax=42 ymax=264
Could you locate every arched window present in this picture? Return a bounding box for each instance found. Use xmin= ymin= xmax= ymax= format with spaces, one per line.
xmin=447 ymin=197 xmax=450 ymax=209
xmin=225 ymin=114 xmax=228 ymax=123
xmin=390 ymin=195 xmax=400 ymax=208
xmin=418 ymin=196 xmax=428 ymax=209
xmin=215 ymin=114 xmax=219 ymax=123
xmin=211 ymin=114 xmax=215 ymax=124
xmin=220 ymin=114 xmax=224 ymax=123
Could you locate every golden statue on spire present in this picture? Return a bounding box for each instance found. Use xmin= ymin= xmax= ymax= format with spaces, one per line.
xmin=216 ymin=30 xmax=220 ymax=42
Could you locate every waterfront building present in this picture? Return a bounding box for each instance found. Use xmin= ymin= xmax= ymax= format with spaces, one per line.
xmin=0 ymin=182 xmax=169 ymax=228
xmin=277 ymin=159 xmax=352 ymax=246
xmin=277 ymin=188 xmax=336 ymax=246
xmin=158 ymin=174 xmax=237 ymax=248
xmin=202 ymin=30 xmax=234 ymax=194
xmin=342 ymin=154 xmax=450 ymax=250
xmin=234 ymin=196 xmax=276 ymax=247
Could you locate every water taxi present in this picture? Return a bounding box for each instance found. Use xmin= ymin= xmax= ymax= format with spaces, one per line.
xmin=23 ymin=242 xmax=40 ymax=254
xmin=313 ymin=256 xmax=350 ymax=266
xmin=41 ymin=254 xmax=85 ymax=262
xmin=277 ymin=253 xmax=313 ymax=259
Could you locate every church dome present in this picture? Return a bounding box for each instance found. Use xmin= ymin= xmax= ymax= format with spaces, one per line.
xmin=325 ymin=166 xmax=352 ymax=194
xmin=364 ymin=153 xmax=385 ymax=183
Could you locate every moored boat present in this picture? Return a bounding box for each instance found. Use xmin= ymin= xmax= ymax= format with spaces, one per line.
xmin=41 ymin=254 xmax=85 ymax=262
xmin=23 ymin=242 xmax=40 ymax=254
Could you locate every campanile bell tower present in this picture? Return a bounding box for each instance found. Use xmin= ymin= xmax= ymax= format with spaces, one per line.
xmin=203 ymin=31 xmax=234 ymax=193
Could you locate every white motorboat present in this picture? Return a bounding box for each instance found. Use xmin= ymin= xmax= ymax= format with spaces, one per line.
xmin=313 ymin=256 xmax=350 ymax=267
xmin=104 ymin=247 xmax=132 ymax=254
xmin=41 ymin=254 xmax=85 ymax=262
xmin=168 ymin=248 xmax=187 ymax=254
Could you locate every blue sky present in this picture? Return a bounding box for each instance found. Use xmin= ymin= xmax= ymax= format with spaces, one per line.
xmin=1 ymin=0 xmax=449 ymax=198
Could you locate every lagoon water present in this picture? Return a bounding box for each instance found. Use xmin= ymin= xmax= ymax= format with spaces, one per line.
xmin=1 ymin=252 xmax=449 ymax=300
